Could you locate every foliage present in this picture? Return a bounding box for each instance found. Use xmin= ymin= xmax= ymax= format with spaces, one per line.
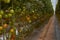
xmin=0 ymin=0 xmax=53 ymax=40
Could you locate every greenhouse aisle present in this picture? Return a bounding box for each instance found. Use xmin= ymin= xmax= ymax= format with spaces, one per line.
xmin=25 ymin=15 xmax=57 ymax=40
xmin=54 ymin=15 xmax=60 ymax=40
xmin=43 ymin=15 xmax=56 ymax=40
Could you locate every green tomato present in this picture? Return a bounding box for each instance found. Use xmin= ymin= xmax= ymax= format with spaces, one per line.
xmin=5 ymin=14 xmax=8 ymax=18
xmin=4 ymin=0 xmax=10 ymax=3
xmin=32 ymin=10 xmax=34 ymax=13
xmin=23 ymin=7 xmax=25 ymax=9
xmin=10 ymin=9 xmax=14 ymax=13
xmin=8 ymin=13 xmax=12 ymax=17
xmin=0 ymin=15 xmax=2 ymax=18
xmin=0 ymin=10 xmax=4 ymax=15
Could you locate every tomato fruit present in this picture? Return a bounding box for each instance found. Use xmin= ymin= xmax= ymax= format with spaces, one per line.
xmin=4 ymin=0 xmax=10 ymax=3
xmin=10 ymin=9 xmax=14 ymax=13
xmin=3 ymin=24 xmax=8 ymax=28
xmin=4 ymin=14 xmax=8 ymax=18
xmin=0 ymin=10 xmax=4 ymax=15
xmin=0 ymin=15 xmax=2 ymax=18
xmin=0 ymin=26 xmax=3 ymax=30
xmin=10 ymin=28 xmax=14 ymax=33
xmin=8 ymin=13 xmax=12 ymax=17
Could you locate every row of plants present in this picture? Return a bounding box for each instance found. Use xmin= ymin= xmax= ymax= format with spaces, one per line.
xmin=0 ymin=0 xmax=53 ymax=40
xmin=56 ymin=0 xmax=60 ymax=22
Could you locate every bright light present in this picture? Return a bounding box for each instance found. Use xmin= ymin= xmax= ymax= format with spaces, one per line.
xmin=51 ymin=0 xmax=58 ymax=15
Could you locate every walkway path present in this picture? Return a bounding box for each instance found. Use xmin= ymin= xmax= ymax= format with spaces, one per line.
xmin=25 ymin=15 xmax=58 ymax=40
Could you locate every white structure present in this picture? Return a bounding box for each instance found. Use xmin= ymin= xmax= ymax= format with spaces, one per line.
xmin=51 ymin=0 xmax=58 ymax=15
